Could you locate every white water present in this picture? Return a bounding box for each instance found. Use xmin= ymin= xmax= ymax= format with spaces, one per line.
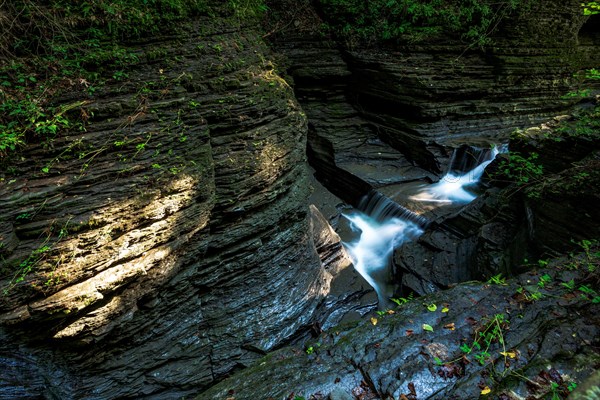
xmin=343 ymin=212 xmax=422 ymax=306
xmin=409 ymin=145 xmax=502 ymax=204
xmin=341 ymin=144 xmax=502 ymax=307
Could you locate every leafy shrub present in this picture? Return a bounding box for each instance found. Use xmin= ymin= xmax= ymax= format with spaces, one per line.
xmin=0 ymin=0 xmax=221 ymax=156
xmin=315 ymin=0 xmax=529 ymax=46
xmin=582 ymin=1 xmax=600 ymax=15
xmin=498 ymin=151 xmax=543 ymax=184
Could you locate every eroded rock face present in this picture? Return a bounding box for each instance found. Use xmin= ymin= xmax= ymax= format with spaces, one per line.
xmin=268 ymin=0 xmax=600 ymax=299
xmin=197 ymin=255 xmax=600 ymax=400
xmin=272 ymin=0 xmax=599 ymax=184
xmin=395 ymin=104 xmax=600 ymax=295
xmin=0 ymin=17 xmax=361 ymax=399
xmin=395 ymin=188 xmax=529 ymax=295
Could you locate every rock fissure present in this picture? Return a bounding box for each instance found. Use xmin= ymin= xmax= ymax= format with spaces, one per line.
xmin=1 ymin=1 xmax=600 ymax=399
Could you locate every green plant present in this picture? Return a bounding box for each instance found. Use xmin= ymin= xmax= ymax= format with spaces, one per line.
xmin=228 ymin=0 xmax=268 ymax=20
xmin=494 ymin=151 xmax=544 ymax=198
xmin=525 ymin=290 xmax=543 ymax=302
xmin=437 ymin=314 xmax=509 ymax=369
xmin=584 ymin=68 xmax=600 ymax=79
xmin=316 ymin=0 xmax=528 ymax=47
xmin=582 ymin=2 xmax=600 ymax=15
xmin=560 ymin=89 xmax=592 ymax=100
xmin=498 ymin=151 xmax=544 ymax=184
xmin=560 ymin=279 xmax=575 ymax=291
xmin=576 ymin=239 xmax=599 ymax=272
xmin=487 ymin=273 xmax=507 ymax=285
xmin=0 ymin=97 xmax=67 ymax=154
xmin=3 ymin=217 xmax=72 ymax=295
xmin=0 ymin=0 xmax=219 ymax=157
xmin=578 ymin=285 xmax=600 ymax=303
xmin=391 ymin=292 xmax=414 ymax=307
xmin=305 ymin=342 xmax=321 ymax=355
xmin=556 ymin=108 xmax=600 ymax=138
xmin=538 ymin=273 xmax=552 ymax=288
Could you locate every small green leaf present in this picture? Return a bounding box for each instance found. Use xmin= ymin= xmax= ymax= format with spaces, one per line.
xmin=426 ymin=303 xmax=437 ymax=312
xmin=422 ymin=323 xmax=434 ymax=332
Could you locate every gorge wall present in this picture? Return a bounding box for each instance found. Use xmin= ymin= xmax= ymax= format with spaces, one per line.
xmin=269 ymin=0 xmax=600 ymax=294
xmin=272 ymin=0 xmax=599 ymax=180
xmin=0 ymin=8 xmax=372 ymax=399
xmin=0 ymin=0 xmax=599 ymax=399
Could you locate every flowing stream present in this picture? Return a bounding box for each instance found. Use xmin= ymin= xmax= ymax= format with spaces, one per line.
xmin=409 ymin=145 xmax=502 ymax=204
xmin=342 ymin=145 xmax=502 ymax=307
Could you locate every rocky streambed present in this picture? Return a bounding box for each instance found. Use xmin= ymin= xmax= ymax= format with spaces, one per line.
xmin=1 ymin=0 xmax=599 ymax=399
xmin=199 ymin=252 xmax=600 ymax=400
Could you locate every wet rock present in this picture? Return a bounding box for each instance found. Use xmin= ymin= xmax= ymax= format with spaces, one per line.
xmin=0 ymin=17 xmax=335 ymax=400
xmin=196 ymin=257 xmax=600 ymax=400
xmin=395 ymin=187 xmax=528 ymax=295
xmin=309 ymin=204 xmax=377 ymax=331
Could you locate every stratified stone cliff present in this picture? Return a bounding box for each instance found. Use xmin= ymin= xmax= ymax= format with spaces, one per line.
xmin=268 ymin=0 xmax=600 ymax=294
xmin=271 ymin=0 xmax=600 ymax=185
xmin=198 ymin=254 xmax=600 ymax=400
xmin=1 ymin=1 xmax=599 ymax=399
xmin=0 ymin=13 xmax=371 ymax=399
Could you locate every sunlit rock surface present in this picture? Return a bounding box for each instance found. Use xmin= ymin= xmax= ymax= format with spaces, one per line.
xmin=1 ymin=1 xmax=599 ymax=398
xmin=0 ymin=16 xmax=366 ymax=400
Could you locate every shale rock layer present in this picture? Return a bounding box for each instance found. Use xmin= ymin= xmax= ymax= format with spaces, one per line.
xmin=0 ymin=18 xmax=346 ymax=399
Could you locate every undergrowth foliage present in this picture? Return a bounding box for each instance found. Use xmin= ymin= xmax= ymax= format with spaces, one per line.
xmin=0 ymin=0 xmax=211 ymax=56
xmin=0 ymin=0 xmax=267 ymax=157
xmin=0 ymin=0 xmax=210 ymax=157
xmin=315 ymin=0 xmax=531 ymax=46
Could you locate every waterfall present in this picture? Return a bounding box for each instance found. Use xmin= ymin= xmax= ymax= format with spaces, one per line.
xmin=342 ymin=193 xmax=424 ymax=307
xmin=409 ymin=144 xmax=504 ymax=204
xmin=359 ymin=191 xmax=430 ymax=228
xmin=340 ymin=144 xmax=503 ymax=308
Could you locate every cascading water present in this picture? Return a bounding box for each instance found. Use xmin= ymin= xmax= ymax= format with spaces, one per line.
xmin=409 ymin=144 xmax=505 ymax=204
xmin=341 ymin=144 xmax=503 ymax=308
xmin=341 ymin=192 xmax=424 ymax=307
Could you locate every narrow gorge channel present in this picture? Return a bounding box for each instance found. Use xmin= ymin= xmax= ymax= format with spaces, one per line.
xmin=339 ymin=145 xmax=501 ymax=308
xmin=1 ymin=1 xmax=599 ymax=399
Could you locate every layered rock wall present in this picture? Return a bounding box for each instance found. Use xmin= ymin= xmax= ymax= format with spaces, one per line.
xmin=273 ymin=0 xmax=600 ymax=178
xmin=0 ymin=16 xmax=353 ymax=399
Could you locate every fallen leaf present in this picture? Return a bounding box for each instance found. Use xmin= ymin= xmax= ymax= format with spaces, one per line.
xmin=500 ymin=351 xmax=517 ymax=359
xmin=427 ymin=303 xmax=437 ymax=312
xmin=386 ymin=309 xmax=396 ymax=315
xmin=408 ymin=382 xmax=416 ymax=396
xmin=405 ymin=329 xmax=414 ymax=336
xmin=422 ymin=323 xmax=434 ymax=332
xmin=370 ymin=317 xmax=378 ymax=326
xmin=441 ymin=306 xmax=450 ymax=313
xmin=481 ymin=386 xmax=491 ymax=395
xmin=438 ymin=363 xmax=464 ymax=379
xmin=443 ymin=322 xmax=455 ymax=330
